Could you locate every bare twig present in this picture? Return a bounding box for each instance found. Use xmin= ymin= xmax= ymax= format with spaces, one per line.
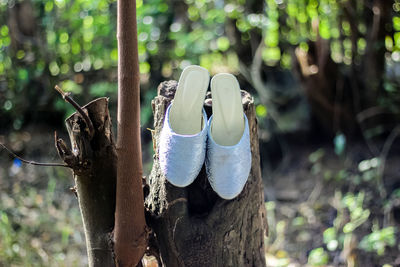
xmin=356 ymin=106 xmax=386 ymax=156
xmin=377 ymin=125 xmax=400 ymax=199
xmin=54 ymin=131 xmax=78 ymax=167
xmin=356 ymin=106 xmax=390 ymax=123
xmin=54 ymin=85 xmax=94 ymax=137
xmin=0 ymin=143 xmax=69 ymax=167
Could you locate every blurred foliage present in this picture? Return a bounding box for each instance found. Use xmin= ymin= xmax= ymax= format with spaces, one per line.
xmin=264 ymin=145 xmax=400 ymax=266
xmin=0 ymin=0 xmax=119 ymax=129
xmin=0 ymin=162 xmax=85 ymax=266
xmin=359 ymin=226 xmax=397 ymax=256
xmin=307 ymin=247 xmax=329 ymax=266
xmin=1 ymin=0 xmax=400 ymax=133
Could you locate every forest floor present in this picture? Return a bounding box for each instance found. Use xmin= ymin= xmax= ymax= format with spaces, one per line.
xmin=0 ymin=125 xmax=399 ymax=266
xmin=264 ymin=134 xmax=400 ymax=267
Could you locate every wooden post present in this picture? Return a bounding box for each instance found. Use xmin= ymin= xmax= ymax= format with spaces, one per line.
xmin=145 ymin=81 xmax=267 ymax=267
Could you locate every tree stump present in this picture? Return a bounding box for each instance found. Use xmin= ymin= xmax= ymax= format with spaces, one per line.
xmin=57 ymin=97 xmax=116 ymax=267
xmin=145 ymin=81 xmax=267 ymax=267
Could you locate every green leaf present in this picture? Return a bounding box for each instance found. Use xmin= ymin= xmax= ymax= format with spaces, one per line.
xmin=139 ymin=62 xmax=150 ymax=74
xmin=319 ymin=19 xmax=331 ymax=39
xmin=323 ymin=227 xmax=337 ymax=243
xmin=217 ymin=37 xmax=230 ymax=52
xmin=393 ymin=17 xmax=400 ymax=31
xmin=308 ymin=247 xmax=329 ymax=266
xmin=0 ymin=25 xmax=9 ymax=36
xmin=256 ymin=104 xmax=267 ymax=118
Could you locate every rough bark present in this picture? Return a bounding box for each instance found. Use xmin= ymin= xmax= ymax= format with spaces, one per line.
xmin=114 ymin=0 xmax=148 ymax=266
xmin=145 ymin=81 xmax=267 ymax=267
xmin=57 ymin=97 xmax=116 ymax=267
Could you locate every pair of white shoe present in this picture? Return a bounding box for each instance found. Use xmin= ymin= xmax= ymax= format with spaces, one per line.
xmin=159 ymin=65 xmax=252 ymax=200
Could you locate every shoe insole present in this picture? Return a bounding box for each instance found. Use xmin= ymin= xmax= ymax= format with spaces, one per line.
xmin=210 ymin=73 xmax=244 ymax=146
xmin=169 ymin=65 xmax=210 ymax=135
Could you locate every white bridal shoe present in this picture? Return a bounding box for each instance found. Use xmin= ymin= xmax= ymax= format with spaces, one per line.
xmin=206 ymin=73 xmax=252 ymax=199
xmin=159 ymin=65 xmax=210 ymax=187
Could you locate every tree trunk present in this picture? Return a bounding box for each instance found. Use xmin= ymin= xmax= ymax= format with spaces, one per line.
xmin=57 ymin=97 xmax=117 ymax=267
xmin=115 ymin=0 xmax=148 ymax=265
xmin=293 ymin=38 xmax=357 ymax=136
xmin=145 ymin=81 xmax=267 ymax=267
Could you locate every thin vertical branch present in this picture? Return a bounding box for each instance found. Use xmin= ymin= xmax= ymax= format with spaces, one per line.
xmin=114 ymin=0 xmax=148 ymax=266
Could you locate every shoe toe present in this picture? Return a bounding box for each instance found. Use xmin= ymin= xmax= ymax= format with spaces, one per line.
xmin=160 ymin=136 xmax=206 ymax=187
xmin=159 ymin=105 xmax=207 ymax=187
xmin=206 ymin=114 xmax=252 ymax=199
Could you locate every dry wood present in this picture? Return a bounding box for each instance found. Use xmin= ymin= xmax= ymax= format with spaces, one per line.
xmin=55 ymin=85 xmax=95 ymax=137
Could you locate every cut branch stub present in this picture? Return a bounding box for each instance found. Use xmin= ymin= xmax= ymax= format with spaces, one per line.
xmin=55 ymin=85 xmax=95 ymax=138
xmin=57 ymin=97 xmax=117 ymax=267
xmin=145 ymin=81 xmax=267 ymax=267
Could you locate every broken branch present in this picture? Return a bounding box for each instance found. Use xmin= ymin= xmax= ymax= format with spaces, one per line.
xmin=1 ymin=143 xmax=69 ymax=167
xmin=54 ymin=85 xmax=95 ymax=138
